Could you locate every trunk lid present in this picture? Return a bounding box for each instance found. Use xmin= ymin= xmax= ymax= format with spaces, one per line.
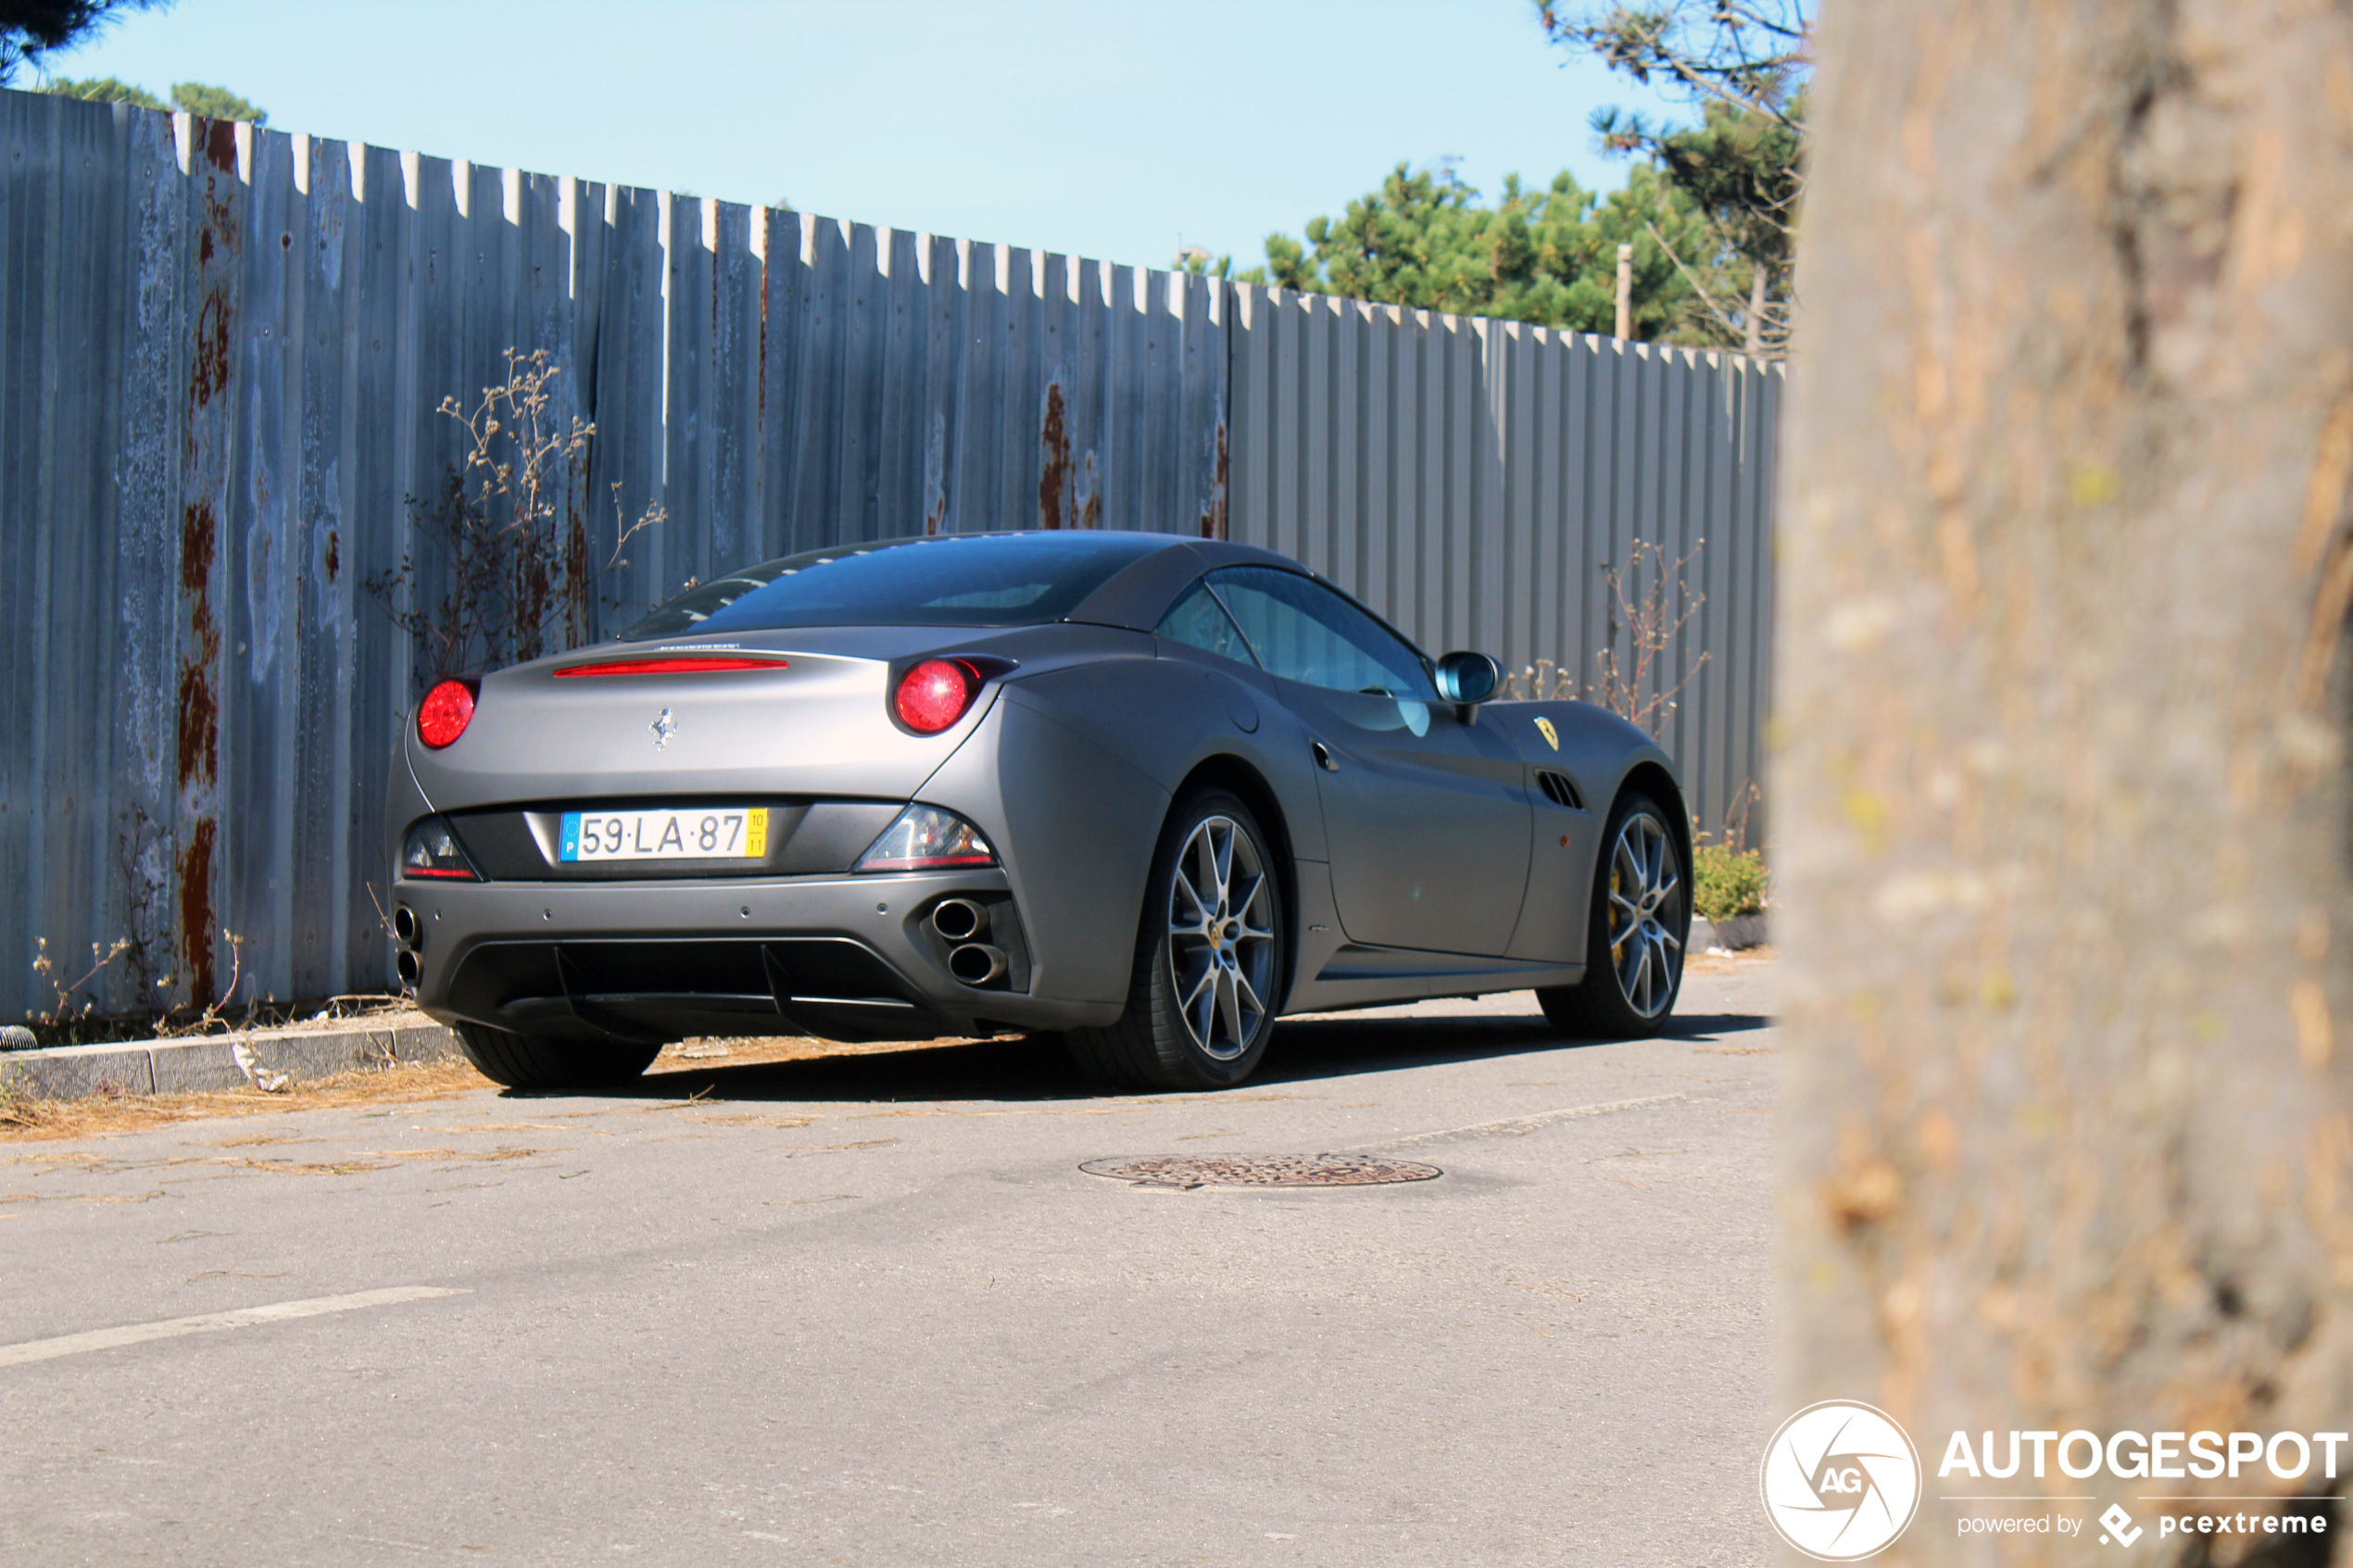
xmin=407 ymin=627 xmax=996 ymax=812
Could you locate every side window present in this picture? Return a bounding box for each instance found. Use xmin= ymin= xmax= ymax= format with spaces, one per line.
xmin=1154 ymin=581 xmax=1260 ymax=668
xmin=1207 ymin=567 xmax=1436 ymax=697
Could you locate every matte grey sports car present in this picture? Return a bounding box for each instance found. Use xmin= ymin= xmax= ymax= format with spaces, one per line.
xmin=387 ymin=530 xmax=1690 ymax=1092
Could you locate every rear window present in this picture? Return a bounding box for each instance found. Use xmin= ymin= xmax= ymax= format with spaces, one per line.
xmin=618 ymin=532 xmax=1164 ymax=640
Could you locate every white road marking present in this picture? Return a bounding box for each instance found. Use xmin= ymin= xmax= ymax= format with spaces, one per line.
xmin=1344 ymin=1093 xmax=1692 ymax=1154
xmin=0 ymin=1286 xmax=467 ymax=1369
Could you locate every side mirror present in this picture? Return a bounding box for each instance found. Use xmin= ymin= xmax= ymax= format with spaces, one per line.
xmin=1434 ymin=651 xmax=1501 ymax=721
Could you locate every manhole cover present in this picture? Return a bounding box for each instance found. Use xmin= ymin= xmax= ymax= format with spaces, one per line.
xmin=1078 ymin=1153 xmax=1441 ymax=1189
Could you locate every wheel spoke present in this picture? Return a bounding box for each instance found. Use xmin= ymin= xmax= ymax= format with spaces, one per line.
xmin=1233 ymin=966 xmax=1266 ymax=1020
xmin=1216 ymin=965 xmax=1245 ymax=1048
xmin=1171 ymin=864 xmax=1208 ymax=929
xmin=1615 ymin=837 xmax=1643 ymax=895
xmin=1230 ymin=870 xmax=1266 ymax=923
xmin=1619 ymin=933 xmax=1650 ymax=1000
xmin=1177 ymin=957 xmax=1217 ymax=1013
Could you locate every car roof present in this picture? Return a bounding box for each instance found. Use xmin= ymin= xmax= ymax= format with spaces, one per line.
xmin=1061 ymin=534 xmax=1315 ymax=631
xmin=757 ymin=530 xmax=1314 ymax=633
xmin=713 ymin=528 xmax=1372 ymax=641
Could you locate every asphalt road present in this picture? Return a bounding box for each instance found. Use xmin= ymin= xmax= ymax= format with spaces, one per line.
xmin=2 ymin=960 xmax=1777 ymax=1568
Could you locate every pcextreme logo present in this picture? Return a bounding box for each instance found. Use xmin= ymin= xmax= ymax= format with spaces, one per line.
xmin=1761 ymin=1401 xmax=1924 ymax=1561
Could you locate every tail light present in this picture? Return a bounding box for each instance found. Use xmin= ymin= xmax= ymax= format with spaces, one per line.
xmin=854 ymin=805 xmax=997 ymax=872
xmin=400 ymin=817 xmax=483 ymax=882
xmin=417 ymin=679 xmax=478 ymax=749
xmin=892 ymin=659 xmax=977 ymax=734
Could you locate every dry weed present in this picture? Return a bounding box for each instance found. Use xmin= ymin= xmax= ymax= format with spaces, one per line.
xmin=0 ymin=1056 xmax=493 ymax=1144
xmin=0 ymin=1031 xmax=978 ymax=1145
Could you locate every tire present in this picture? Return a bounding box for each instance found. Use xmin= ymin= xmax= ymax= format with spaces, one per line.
xmin=1537 ymin=791 xmax=1687 ymax=1039
xmin=453 ymin=1022 xmax=661 ymax=1092
xmin=1065 ymin=790 xmax=1287 ymax=1092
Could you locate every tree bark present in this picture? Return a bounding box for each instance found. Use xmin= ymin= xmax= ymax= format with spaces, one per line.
xmin=1781 ymin=1 xmax=2353 ymax=1562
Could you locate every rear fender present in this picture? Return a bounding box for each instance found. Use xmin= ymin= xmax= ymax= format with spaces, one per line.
xmin=913 ymin=647 xmax=1321 ymax=1010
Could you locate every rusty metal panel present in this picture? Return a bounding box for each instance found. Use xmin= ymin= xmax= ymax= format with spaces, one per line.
xmin=345 ymin=141 xmax=414 ymax=996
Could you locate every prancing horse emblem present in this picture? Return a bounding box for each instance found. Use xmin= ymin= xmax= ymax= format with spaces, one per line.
xmin=1534 ymin=716 xmax=1559 ymax=751
xmin=650 ymin=708 xmax=678 ymax=750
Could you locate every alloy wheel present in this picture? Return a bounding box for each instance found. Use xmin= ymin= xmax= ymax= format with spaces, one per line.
xmin=1605 ymin=810 xmax=1683 ymax=1019
xmin=1166 ymin=815 xmax=1277 ymax=1060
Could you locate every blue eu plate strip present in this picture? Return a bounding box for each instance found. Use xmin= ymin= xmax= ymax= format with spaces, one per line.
xmin=559 ymin=812 xmax=582 ymax=862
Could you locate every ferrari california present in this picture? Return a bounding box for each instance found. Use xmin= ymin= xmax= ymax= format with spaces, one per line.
xmin=386 ymin=530 xmax=1690 ymax=1091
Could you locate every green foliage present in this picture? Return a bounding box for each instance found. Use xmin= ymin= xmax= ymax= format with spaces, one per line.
xmin=1543 ymin=2 xmax=1808 ymax=134
xmin=1258 ymin=160 xmax=1722 ymax=344
xmin=42 ymin=71 xmax=158 ymax=107
xmin=0 ymin=0 xmax=167 ymax=86
xmin=168 ymin=81 xmax=264 ymax=124
xmin=37 ymin=73 xmax=266 ymax=125
xmin=1692 ymin=839 xmax=1768 ymax=922
xmin=1650 ymin=95 xmax=1800 ymax=273
xmin=1541 ymin=1 xmax=1809 ymax=354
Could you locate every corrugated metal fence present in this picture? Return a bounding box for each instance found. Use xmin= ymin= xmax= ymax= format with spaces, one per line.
xmin=0 ymin=90 xmax=1778 ymax=1022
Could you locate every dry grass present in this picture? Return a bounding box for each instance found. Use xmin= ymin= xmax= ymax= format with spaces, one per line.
xmin=0 ymin=1056 xmax=495 ymax=1144
xmin=0 ymin=1031 xmax=979 ymax=1146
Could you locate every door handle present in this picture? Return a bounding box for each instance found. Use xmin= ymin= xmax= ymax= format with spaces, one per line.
xmin=1310 ymin=740 xmax=1338 ymax=771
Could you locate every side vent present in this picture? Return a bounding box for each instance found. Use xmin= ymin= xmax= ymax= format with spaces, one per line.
xmin=1535 ymin=770 xmax=1587 ymax=810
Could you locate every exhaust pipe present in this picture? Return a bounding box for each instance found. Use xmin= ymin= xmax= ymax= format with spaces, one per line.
xmin=393 ymin=906 xmax=420 ymax=946
xmin=930 ymin=897 xmax=988 ymax=943
xmin=395 ymin=949 xmax=422 ymax=986
xmin=948 ymin=943 xmax=1006 ymax=986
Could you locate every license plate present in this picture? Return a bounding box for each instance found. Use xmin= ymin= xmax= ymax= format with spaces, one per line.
xmin=560 ymin=807 xmax=769 ymax=862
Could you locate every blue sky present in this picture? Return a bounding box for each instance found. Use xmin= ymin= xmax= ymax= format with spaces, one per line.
xmin=38 ymin=0 xmax=1685 ymax=272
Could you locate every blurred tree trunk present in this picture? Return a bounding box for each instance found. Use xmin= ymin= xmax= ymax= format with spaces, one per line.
xmin=1780 ymin=0 xmax=2353 ymax=1561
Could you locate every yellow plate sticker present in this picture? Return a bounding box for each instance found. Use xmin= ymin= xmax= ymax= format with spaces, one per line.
xmin=745 ymin=807 xmax=769 ymax=857
xmin=1535 ymin=716 xmax=1560 ymax=751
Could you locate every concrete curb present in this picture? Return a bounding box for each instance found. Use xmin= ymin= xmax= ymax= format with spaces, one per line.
xmin=1691 ymin=912 xmax=1769 ymax=952
xmin=0 ymin=1017 xmax=461 ymax=1100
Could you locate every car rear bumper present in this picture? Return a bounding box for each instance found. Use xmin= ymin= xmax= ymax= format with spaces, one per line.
xmin=392 ymin=869 xmax=1122 ymax=1044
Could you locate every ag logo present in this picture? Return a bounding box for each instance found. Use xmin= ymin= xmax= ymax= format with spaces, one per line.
xmin=1760 ymin=1400 xmax=1921 ymax=1561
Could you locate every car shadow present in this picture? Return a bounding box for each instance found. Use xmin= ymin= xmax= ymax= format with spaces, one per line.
xmin=1261 ymin=1008 xmax=1769 ymax=1087
xmin=512 ymin=1000 xmax=1772 ymax=1108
